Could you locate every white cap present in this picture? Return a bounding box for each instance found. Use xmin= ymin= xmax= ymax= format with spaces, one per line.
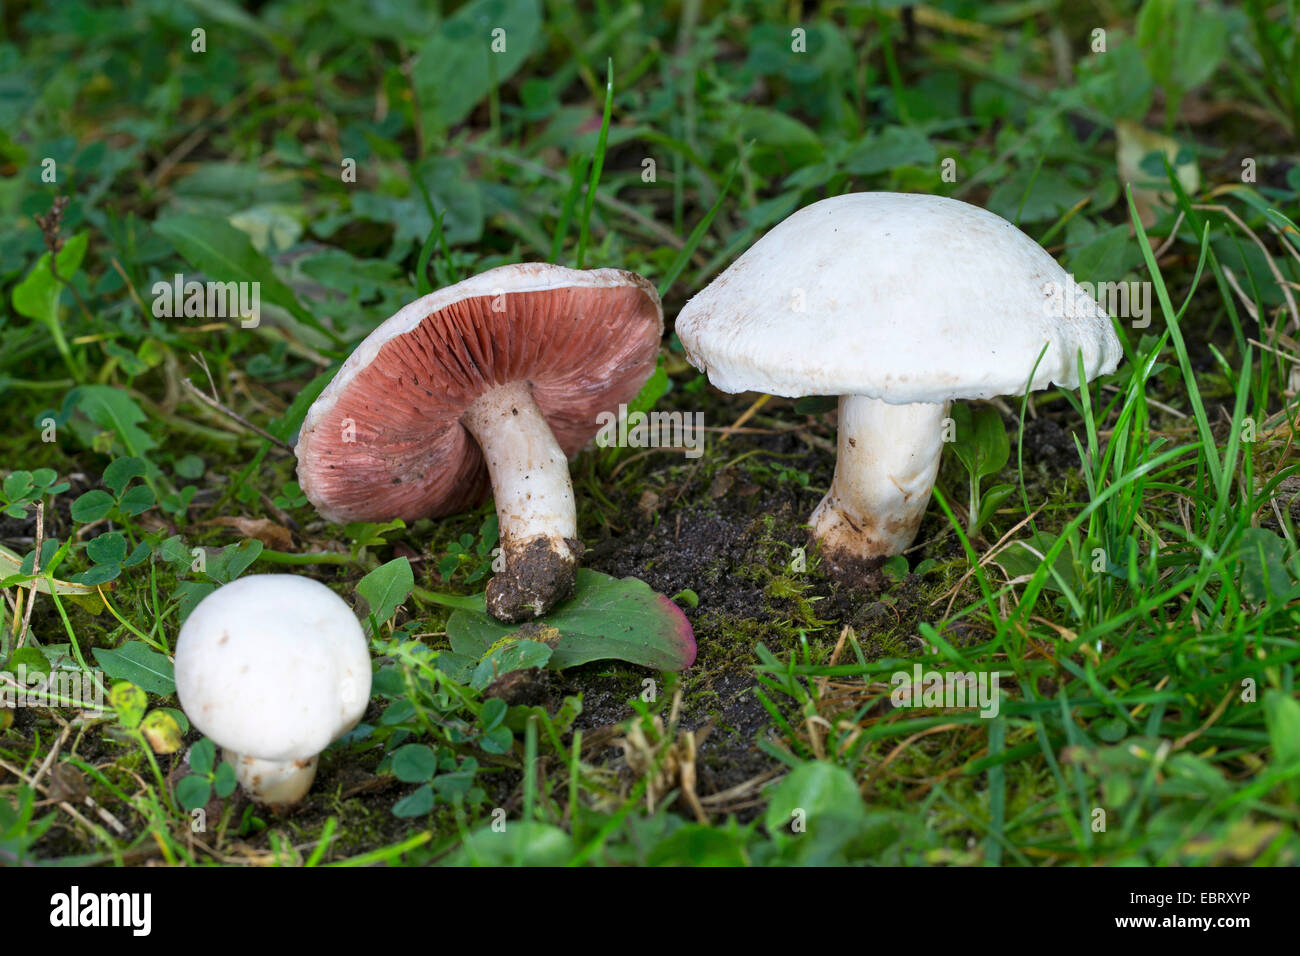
xmin=175 ymin=575 xmax=372 ymax=764
xmin=676 ymin=192 xmax=1122 ymax=403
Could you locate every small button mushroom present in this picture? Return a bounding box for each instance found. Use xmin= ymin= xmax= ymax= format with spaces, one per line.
xmin=294 ymin=263 xmax=663 ymax=623
xmin=676 ymin=192 xmax=1122 ymax=582
xmin=174 ymin=575 xmax=372 ymax=807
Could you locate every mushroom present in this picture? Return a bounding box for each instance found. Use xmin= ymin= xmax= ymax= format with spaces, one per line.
xmin=174 ymin=574 xmax=372 ymax=806
xmin=675 ymin=192 xmax=1122 ymax=581
xmin=295 ymin=263 xmax=662 ymax=622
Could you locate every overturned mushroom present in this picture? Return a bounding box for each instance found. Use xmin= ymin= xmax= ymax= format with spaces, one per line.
xmin=174 ymin=575 xmax=372 ymax=807
xmin=676 ymin=192 xmax=1121 ymax=582
xmin=296 ymin=264 xmax=662 ymax=621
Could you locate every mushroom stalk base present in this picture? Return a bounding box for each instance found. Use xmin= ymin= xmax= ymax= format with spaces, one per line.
xmin=462 ymin=380 xmax=580 ymax=622
xmin=810 ymin=396 xmax=950 ymax=583
xmin=225 ymin=750 xmax=319 ymax=807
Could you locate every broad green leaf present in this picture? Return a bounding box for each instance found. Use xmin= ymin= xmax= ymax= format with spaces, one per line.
xmin=153 ymin=213 xmax=335 ymax=340
xmin=947 ymin=403 xmax=1010 ymax=480
xmin=0 ymin=544 xmax=107 ymax=614
xmin=1264 ymin=690 xmax=1300 ymax=799
xmin=2 ymin=647 xmax=51 ymax=678
xmin=391 ymin=783 xmax=435 ymax=818
xmin=141 ymin=710 xmax=183 ymax=754
xmin=103 ymin=457 xmax=147 ymax=496
xmin=11 ymin=232 xmax=89 ymax=327
xmin=93 ymin=641 xmax=175 ymax=696
xmin=449 ymin=821 xmax=573 ymax=865
xmin=764 ymin=761 xmax=865 ymax=837
xmin=1068 ymin=225 xmax=1140 ymax=285
xmin=109 ymin=681 xmax=147 ymax=729
xmin=70 ymin=386 xmax=157 ymax=456
xmin=2 ymin=471 xmax=32 ymax=500
xmin=1235 ymin=528 xmax=1290 ymax=605
xmin=843 ymin=126 xmax=935 ymax=176
xmin=190 ymin=737 xmax=216 ymax=775
xmin=469 ymin=638 xmax=553 ymax=691
xmin=176 ymin=776 xmax=212 ymax=812
xmin=117 ymin=484 xmax=155 ymax=516
xmin=70 ymin=490 xmax=114 ymax=523
xmin=87 ymin=532 xmax=128 ymax=566
xmin=213 ymin=761 xmax=237 ymax=798
xmin=357 ymin=557 xmax=414 ymax=629
xmin=391 ymin=744 xmax=439 ymax=784
xmin=447 ymin=569 xmax=696 ymax=671
xmin=71 ymin=563 xmax=120 ymax=586
xmin=413 ymin=0 xmax=543 ymax=132
xmin=646 ymin=824 xmax=749 ymax=866
xmin=206 ymin=539 xmax=263 ymax=583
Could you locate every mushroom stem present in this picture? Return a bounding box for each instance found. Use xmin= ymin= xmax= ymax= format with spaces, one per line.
xmin=810 ymin=395 xmax=950 ymax=581
xmin=225 ymin=750 xmax=319 ymax=806
xmin=461 ymin=380 xmax=580 ymax=622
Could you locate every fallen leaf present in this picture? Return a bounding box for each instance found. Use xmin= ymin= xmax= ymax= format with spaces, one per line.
xmin=203 ymin=516 xmax=293 ymax=550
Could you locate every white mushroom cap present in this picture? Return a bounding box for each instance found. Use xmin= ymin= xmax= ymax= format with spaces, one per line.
xmin=175 ymin=575 xmax=372 ymax=764
xmin=677 ymin=192 xmax=1122 ymax=403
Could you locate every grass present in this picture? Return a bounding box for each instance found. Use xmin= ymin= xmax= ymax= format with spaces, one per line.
xmin=1 ymin=0 xmax=1299 ymax=867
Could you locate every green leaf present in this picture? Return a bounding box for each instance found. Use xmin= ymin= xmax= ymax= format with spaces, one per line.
xmin=206 ymin=539 xmax=263 ymax=583
xmin=449 ymin=821 xmax=573 ymax=865
xmin=646 ymin=824 xmax=749 ymax=866
xmin=447 ymin=569 xmax=696 ymax=671
xmin=31 ymin=468 xmax=58 ymax=490
xmin=1264 ymin=689 xmax=1300 ymax=799
xmin=391 ymin=783 xmax=435 ymax=818
xmin=357 ymin=557 xmax=414 ymax=630
xmin=412 ymin=0 xmax=543 ymax=132
xmin=3 ymin=647 xmax=51 ymax=679
xmin=764 ymin=761 xmax=865 ymax=837
xmin=103 ymin=457 xmax=147 ymax=496
xmin=153 ymin=214 xmax=337 ymax=342
xmin=2 ymin=471 xmax=32 ymax=500
xmin=117 ymin=484 xmax=155 ymax=516
xmin=480 ymin=697 xmax=508 ymax=730
xmin=71 ymin=386 xmax=158 ymax=456
xmin=1235 ymin=528 xmax=1290 ymax=605
xmin=1068 ymin=224 xmax=1140 ymax=284
xmin=71 ymin=563 xmax=120 ymax=586
xmin=87 ymin=532 xmax=128 ymax=566
xmin=161 ymin=706 xmax=190 ymax=734
xmin=947 ymin=403 xmax=1010 ymax=480
xmin=175 ymin=581 xmax=216 ymax=622
xmin=470 ymin=638 xmax=553 ymax=691
xmin=976 ymin=483 xmax=1017 ymax=529
xmin=175 ymin=776 xmax=212 ymax=813
xmin=174 ymin=454 xmax=205 ymax=480
xmin=391 ymin=744 xmax=439 ymax=784
xmin=190 ymin=737 xmax=216 ymax=776
xmin=299 ymin=251 xmax=400 ymax=296
xmin=268 ymin=365 xmax=338 ymax=442
xmin=843 ymin=125 xmax=935 ymax=176
xmin=123 ymin=540 xmax=152 ymax=567
xmin=479 ymin=725 xmax=514 ymax=754
xmin=12 ymin=232 xmax=89 ymax=327
xmin=731 ymin=106 xmax=823 ymax=172
xmin=92 ymin=641 xmax=176 ymax=696
xmin=70 ymin=490 xmax=115 ymax=523
xmin=213 ymin=761 xmax=237 ymax=798
xmin=159 ymin=536 xmax=192 ymax=567
xmin=140 ymin=709 xmax=183 ymax=753
xmin=109 ymin=681 xmax=147 ymax=729
xmin=990 ymin=531 xmax=1080 ymax=594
